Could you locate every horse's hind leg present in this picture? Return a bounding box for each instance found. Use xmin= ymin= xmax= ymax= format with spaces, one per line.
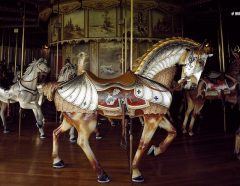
xmin=148 ymin=116 xmax=176 ymax=156
xmin=187 ymin=103 xmax=204 ymax=136
xmin=52 ymin=118 xmax=72 ymax=168
xmin=75 ymin=113 xmax=110 ymax=183
xmin=235 ymin=126 xmax=240 ymax=160
xmin=131 ymin=114 xmax=159 ymax=182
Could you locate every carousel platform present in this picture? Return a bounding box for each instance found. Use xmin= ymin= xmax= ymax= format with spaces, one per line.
xmin=0 ymin=100 xmax=240 ymax=186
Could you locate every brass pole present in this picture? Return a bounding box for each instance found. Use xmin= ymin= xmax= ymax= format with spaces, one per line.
xmin=20 ymin=3 xmax=25 ymax=77
xmin=219 ymin=6 xmax=225 ymax=72
xmin=1 ymin=30 xmax=4 ymax=62
xmin=130 ymin=0 xmax=133 ymax=71
xmin=19 ymin=2 xmax=25 ymax=137
xmin=218 ymin=3 xmax=227 ymax=133
xmin=7 ymin=34 xmax=10 ymax=67
xmin=129 ymin=0 xmax=133 ymax=176
xmin=14 ymin=29 xmax=18 ymax=76
xmin=124 ymin=0 xmax=127 ymax=73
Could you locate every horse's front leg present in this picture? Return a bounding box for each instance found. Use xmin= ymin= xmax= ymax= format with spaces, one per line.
xmin=188 ymin=103 xmax=204 ymax=136
xmin=182 ymin=93 xmax=194 ymax=134
xmin=20 ymin=102 xmax=45 ymax=138
xmin=131 ymin=114 xmax=159 ymax=182
xmin=52 ymin=118 xmax=72 ymax=168
xmin=148 ymin=116 xmax=176 ymax=156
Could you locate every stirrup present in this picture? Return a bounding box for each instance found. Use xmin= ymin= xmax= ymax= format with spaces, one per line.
xmin=132 ymin=175 xmax=144 ymax=183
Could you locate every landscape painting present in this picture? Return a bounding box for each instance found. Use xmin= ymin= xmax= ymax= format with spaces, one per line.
xmin=89 ymin=9 xmax=116 ymax=37
xmin=63 ymin=10 xmax=85 ymax=40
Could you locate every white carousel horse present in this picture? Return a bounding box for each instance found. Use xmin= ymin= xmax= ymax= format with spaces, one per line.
xmin=42 ymin=37 xmax=212 ymax=183
xmin=181 ymin=47 xmax=240 ymax=136
xmin=0 ymin=58 xmax=50 ymax=138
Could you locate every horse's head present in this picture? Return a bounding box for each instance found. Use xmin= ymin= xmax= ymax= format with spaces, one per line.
xmin=178 ymin=42 xmax=213 ymax=89
xmin=232 ymin=45 xmax=240 ymax=61
xmin=57 ymin=62 xmax=77 ymax=82
xmin=36 ymin=58 xmax=50 ymax=75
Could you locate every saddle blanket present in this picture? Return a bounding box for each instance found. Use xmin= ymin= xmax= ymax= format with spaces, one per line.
xmin=98 ymin=87 xmax=149 ymax=111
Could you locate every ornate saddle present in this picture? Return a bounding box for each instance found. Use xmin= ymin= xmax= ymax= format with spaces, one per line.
xmin=203 ymin=72 xmax=233 ymax=97
xmin=86 ymin=70 xmax=137 ymax=90
xmin=57 ymin=71 xmax=172 ymax=114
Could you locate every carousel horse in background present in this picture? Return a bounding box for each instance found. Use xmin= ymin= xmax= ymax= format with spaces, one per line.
xmin=0 ymin=58 xmax=50 ymax=138
xmin=181 ymin=47 xmax=240 ymax=136
xmin=231 ymin=45 xmax=240 ymax=160
xmin=57 ymin=61 xmax=77 ymax=143
xmin=42 ymin=37 xmax=212 ymax=183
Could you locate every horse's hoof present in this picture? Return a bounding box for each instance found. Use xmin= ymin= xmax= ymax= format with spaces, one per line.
xmin=147 ymin=145 xmax=155 ymax=156
xmin=53 ymin=160 xmax=65 ymax=168
xmin=237 ymin=154 xmax=240 ymax=161
xmin=182 ymin=128 xmax=187 ymax=134
xmin=188 ymin=131 xmax=195 ymax=136
xmin=96 ymin=136 xmax=103 ymax=140
xmin=69 ymin=137 xmax=77 ymax=143
xmin=40 ymin=134 xmax=46 ymax=139
xmin=97 ymin=173 xmax=110 ymax=183
xmin=3 ymin=129 xmax=10 ymax=134
xmin=132 ymin=175 xmax=144 ymax=183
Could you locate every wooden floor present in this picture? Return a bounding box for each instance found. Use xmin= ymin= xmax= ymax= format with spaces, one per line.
xmin=0 ymin=105 xmax=240 ymax=186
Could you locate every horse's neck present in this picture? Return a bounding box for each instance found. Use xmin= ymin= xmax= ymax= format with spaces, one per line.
xmin=77 ymin=57 xmax=85 ymax=75
xmin=136 ymin=47 xmax=185 ymax=79
xmin=153 ymin=66 xmax=177 ymax=88
xmin=21 ymin=70 xmax=38 ymax=88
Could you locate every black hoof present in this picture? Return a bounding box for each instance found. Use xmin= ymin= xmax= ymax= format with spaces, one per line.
xmin=53 ymin=160 xmax=65 ymax=168
xmin=40 ymin=134 xmax=46 ymax=139
xmin=132 ymin=175 xmax=144 ymax=183
xmin=147 ymin=145 xmax=155 ymax=156
xmin=69 ymin=137 xmax=77 ymax=143
xmin=97 ymin=173 xmax=110 ymax=183
xmin=3 ymin=129 xmax=10 ymax=134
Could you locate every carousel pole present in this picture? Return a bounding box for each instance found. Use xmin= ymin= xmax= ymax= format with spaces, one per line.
xmin=19 ymin=2 xmax=26 ymax=137
xmin=124 ymin=0 xmax=127 ymax=73
xmin=14 ymin=28 xmax=18 ymax=77
xmin=1 ymin=30 xmax=4 ymax=62
xmin=55 ymin=0 xmax=60 ymax=124
xmin=218 ymin=3 xmax=227 ymax=134
xmin=129 ymin=0 xmax=133 ymax=177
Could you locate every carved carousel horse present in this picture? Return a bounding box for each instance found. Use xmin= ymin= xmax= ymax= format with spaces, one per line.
xmin=57 ymin=61 xmax=77 ymax=142
xmin=0 ymin=58 xmax=50 ymax=138
xmin=42 ymin=37 xmax=212 ymax=183
xmin=231 ymin=45 xmax=240 ymax=160
xmin=181 ymin=47 xmax=240 ymax=136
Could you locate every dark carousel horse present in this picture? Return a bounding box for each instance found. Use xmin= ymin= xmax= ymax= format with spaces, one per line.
xmin=42 ymin=37 xmax=212 ymax=183
xmin=181 ymin=47 xmax=240 ymax=136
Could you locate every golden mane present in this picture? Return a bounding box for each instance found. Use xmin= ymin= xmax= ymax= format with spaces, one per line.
xmin=133 ymin=37 xmax=200 ymax=72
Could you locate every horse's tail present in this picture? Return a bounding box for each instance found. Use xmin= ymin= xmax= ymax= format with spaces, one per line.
xmin=42 ymin=82 xmax=59 ymax=101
